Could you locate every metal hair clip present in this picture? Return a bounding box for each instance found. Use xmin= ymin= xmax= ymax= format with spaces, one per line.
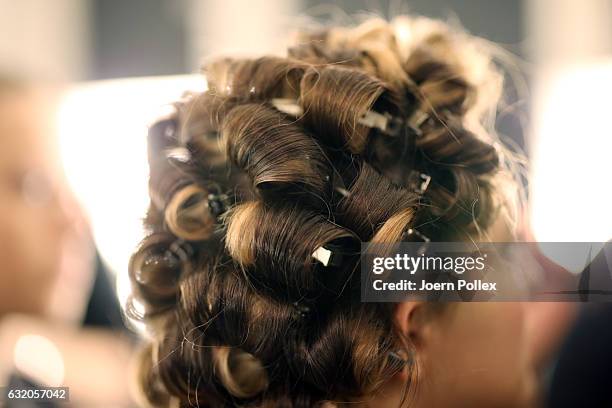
xmin=330 ymin=169 xmax=351 ymax=198
xmin=271 ymin=98 xmax=304 ymax=116
xmin=271 ymin=98 xmax=406 ymax=138
xmin=407 ymin=110 xmax=430 ymax=137
xmin=334 ymin=186 xmax=351 ymax=198
xmin=404 ymin=228 xmax=430 ymax=243
xmin=167 ymin=239 xmax=194 ymax=263
xmin=360 ymin=109 xmax=431 ymax=138
xmin=359 ymin=111 xmax=403 ymax=137
xmin=163 ymin=121 xmax=176 ymax=139
xmin=407 ymin=171 xmax=431 ymax=196
xmin=292 ymin=301 xmax=311 ymax=319
xmin=388 ymin=349 xmax=414 ymax=370
xmin=403 ymin=228 xmax=430 ymax=256
xmin=270 ymin=98 xmax=431 ymax=142
xmin=312 ymin=246 xmax=343 ymax=267
xmin=207 ymin=193 xmax=230 ymax=218
xmin=165 ymin=147 xmax=192 ymax=163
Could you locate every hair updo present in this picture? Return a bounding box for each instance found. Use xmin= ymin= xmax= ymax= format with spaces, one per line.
xmin=128 ymin=15 xmax=521 ymax=407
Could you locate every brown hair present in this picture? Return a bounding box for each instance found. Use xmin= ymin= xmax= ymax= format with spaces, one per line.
xmin=128 ymin=16 xmax=522 ymax=407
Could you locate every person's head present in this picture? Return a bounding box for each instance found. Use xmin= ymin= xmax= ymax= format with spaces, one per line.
xmin=129 ymin=16 xmax=534 ymax=407
xmin=0 ymin=77 xmax=69 ymax=315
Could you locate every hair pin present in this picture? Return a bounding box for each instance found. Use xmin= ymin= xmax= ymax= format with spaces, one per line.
xmin=271 ymin=98 xmax=425 ymax=138
xmin=164 ymin=122 xmax=176 ymax=139
xmin=271 ymin=98 xmax=303 ymax=116
xmin=330 ymin=170 xmax=351 ymax=198
xmin=292 ymin=301 xmax=311 ymax=319
xmin=207 ymin=193 xmax=230 ymax=218
xmin=167 ymin=239 xmax=194 ymax=263
xmin=165 ymin=147 xmax=192 ymax=163
xmin=334 ymin=186 xmax=351 ymax=198
xmin=312 ymin=246 xmax=343 ymax=267
xmin=407 ymin=110 xmax=430 ymax=137
xmin=404 ymin=228 xmax=430 ymax=243
xmin=359 ymin=111 xmax=403 ymax=136
xmin=403 ymin=228 xmax=430 ymax=256
xmin=388 ymin=349 xmax=414 ymax=369
xmin=408 ymin=172 xmax=431 ymax=196
xmin=271 ymin=98 xmax=402 ymax=136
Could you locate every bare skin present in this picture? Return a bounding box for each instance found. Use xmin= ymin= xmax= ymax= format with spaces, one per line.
xmin=361 ymin=217 xmax=577 ymax=408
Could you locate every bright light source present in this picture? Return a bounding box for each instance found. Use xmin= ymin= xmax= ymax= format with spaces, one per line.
xmin=531 ymin=61 xmax=612 ymax=270
xmin=531 ymin=61 xmax=612 ymax=243
xmin=56 ymin=75 xmax=207 ymax=312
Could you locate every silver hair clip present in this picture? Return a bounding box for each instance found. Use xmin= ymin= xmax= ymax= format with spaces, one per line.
xmin=207 ymin=193 xmax=230 ymax=218
xmin=167 ymin=239 xmax=194 ymax=263
xmin=404 ymin=228 xmax=430 ymax=256
xmin=271 ymin=98 xmax=303 ymax=116
xmin=165 ymin=147 xmax=191 ymax=163
xmin=407 ymin=110 xmax=430 ymax=137
xmin=359 ymin=111 xmax=403 ymax=136
xmin=271 ymin=98 xmax=420 ymax=138
xmin=312 ymin=246 xmax=343 ymax=267
xmin=407 ymin=172 xmax=431 ymax=196
xmin=292 ymin=301 xmax=311 ymax=319
xmin=388 ymin=349 xmax=414 ymax=369
xmin=334 ymin=186 xmax=351 ymax=198
xmin=330 ymin=170 xmax=351 ymax=198
xmin=404 ymin=228 xmax=430 ymax=243
xmin=364 ymin=109 xmax=430 ymax=137
xmin=163 ymin=121 xmax=176 ymax=139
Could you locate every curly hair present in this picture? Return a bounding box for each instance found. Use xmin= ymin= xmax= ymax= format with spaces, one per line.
xmin=128 ymin=15 xmax=521 ymax=407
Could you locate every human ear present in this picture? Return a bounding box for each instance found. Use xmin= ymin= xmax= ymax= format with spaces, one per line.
xmin=389 ymin=301 xmax=428 ymax=384
xmin=394 ymin=301 xmax=432 ymax=348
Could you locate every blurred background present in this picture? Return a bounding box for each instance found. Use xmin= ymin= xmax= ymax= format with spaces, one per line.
xmin=0 ymin=0 xmax=611 ymax=406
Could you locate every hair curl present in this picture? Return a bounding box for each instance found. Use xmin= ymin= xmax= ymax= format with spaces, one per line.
xmin=128 ymin=15 xmax=521 ymax=408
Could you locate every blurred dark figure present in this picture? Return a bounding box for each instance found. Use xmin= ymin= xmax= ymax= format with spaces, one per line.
xmin=547 ymin=243 xmax=612 ymax=408
xmin=82 ymin=252 xmax=127 ymax=329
